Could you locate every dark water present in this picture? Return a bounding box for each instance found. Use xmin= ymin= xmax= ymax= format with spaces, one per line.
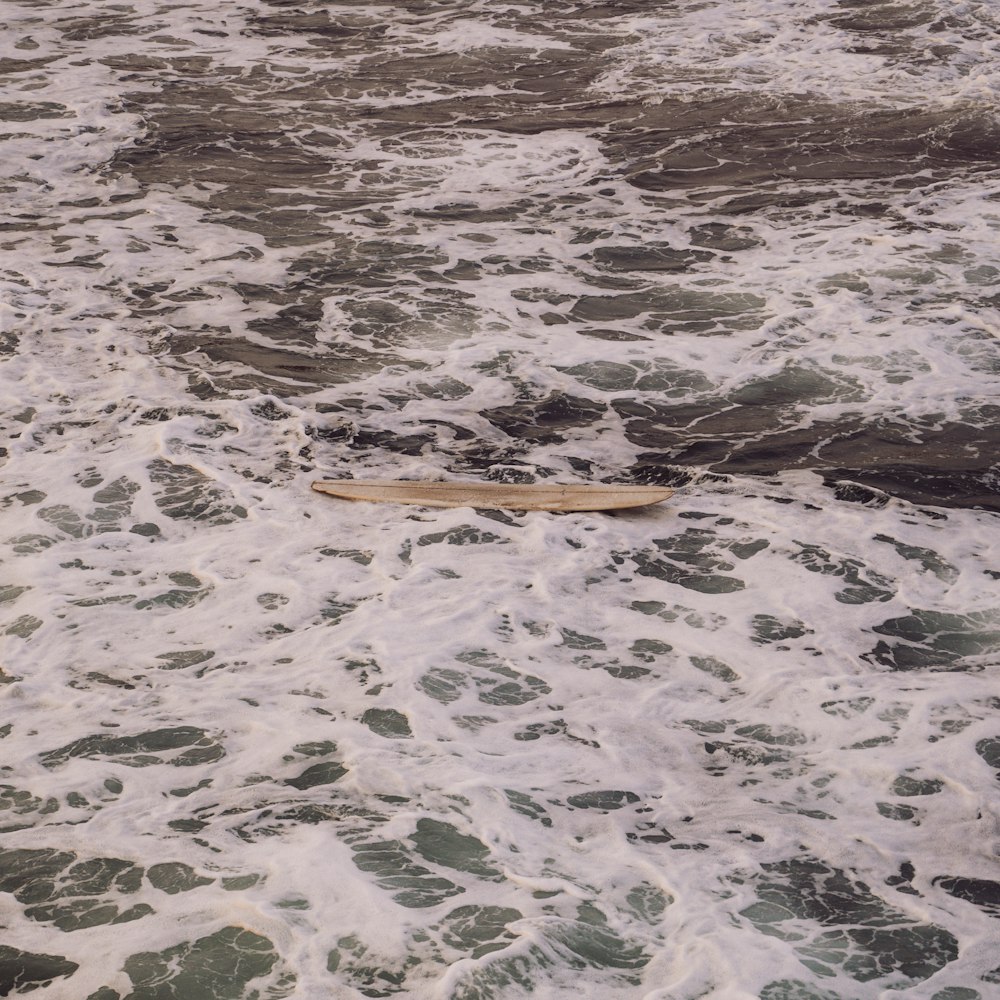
xmin=93 ymin=0 xmax=1000 ymax=508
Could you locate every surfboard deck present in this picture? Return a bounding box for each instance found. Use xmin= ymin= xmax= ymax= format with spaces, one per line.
xmin=312 ymin=479 xmax=674 ymax=511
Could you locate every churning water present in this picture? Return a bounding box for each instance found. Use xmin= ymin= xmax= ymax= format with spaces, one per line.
xmin=2 ymin=1 xmax=999 ymax=997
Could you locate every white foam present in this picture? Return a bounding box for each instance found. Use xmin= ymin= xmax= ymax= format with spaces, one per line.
xmin=2 ymin=1 xmax=999 ymax=997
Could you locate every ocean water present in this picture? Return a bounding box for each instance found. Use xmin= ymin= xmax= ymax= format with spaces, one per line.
xmin=2 ymin=0 xmax=999 ymax=997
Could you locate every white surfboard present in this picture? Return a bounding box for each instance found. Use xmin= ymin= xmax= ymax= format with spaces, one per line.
xmin=311 ymin=479 xmax=674 ymax=512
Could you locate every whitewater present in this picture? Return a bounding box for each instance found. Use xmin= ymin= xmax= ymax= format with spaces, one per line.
xmin=1 ymin=1 xmax=999 ymax=998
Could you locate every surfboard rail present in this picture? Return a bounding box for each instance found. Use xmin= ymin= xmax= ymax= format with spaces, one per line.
xmin=311 ymin=479 xmax=674 ymax=512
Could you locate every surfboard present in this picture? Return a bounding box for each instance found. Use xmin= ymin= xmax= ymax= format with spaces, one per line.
xmin=311 ymin=479 xmax=674 ymax=512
